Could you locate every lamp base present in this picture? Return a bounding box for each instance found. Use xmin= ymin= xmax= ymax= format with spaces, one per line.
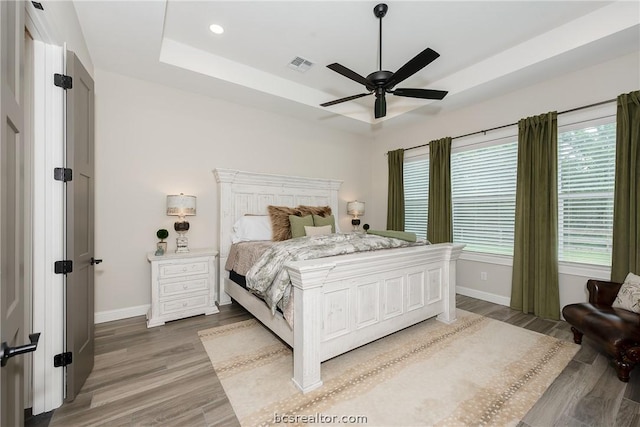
xmin=174 ymin=220 xmax=190 ymax=253
xmin=176 ymin=236 xmax=189 ymax=253
xmin=351 ymin=218 xmax=361 ymax=232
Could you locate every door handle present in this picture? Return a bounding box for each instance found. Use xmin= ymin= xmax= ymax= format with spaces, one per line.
xmin=1 ymin=333 xmax=41 ymax=367
xmin=90 ymin=257 xmax=103 ymax=265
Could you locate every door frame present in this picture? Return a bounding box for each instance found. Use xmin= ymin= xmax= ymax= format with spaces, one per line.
xmin=25 ymin=3 xmax=65 ymax=414
xmin=23 ymin=23 xmax=34 ymax=413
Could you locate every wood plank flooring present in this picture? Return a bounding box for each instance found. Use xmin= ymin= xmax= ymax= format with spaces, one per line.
xmin=47 ymin=304 xmax=252 ymax=427
xmin=455 ymin=296 xmax=640 ymax=427
xmin=32 ymin=295 xmax=640 ymax=426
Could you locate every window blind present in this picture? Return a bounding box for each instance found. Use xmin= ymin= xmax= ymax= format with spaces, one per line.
xmin=403 ymin=158 xmax=429 ymax=240
xmin=558 ymin=122 xmax=615 ymax=265
xmin=451 ymin=141 xmax=518 ymax=255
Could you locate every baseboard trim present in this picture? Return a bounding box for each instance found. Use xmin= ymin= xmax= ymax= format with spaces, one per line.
xmin=94 ymin=304 xmax=150 ymax=324
xmin=456 ymin=286 xmax=511 ymax=307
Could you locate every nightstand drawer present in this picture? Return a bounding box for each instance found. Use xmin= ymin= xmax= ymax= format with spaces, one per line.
xmin=160 ymin=278 xmax=208 ymax=298
xmin=159 ymin=260 xmax=209 ymax=278
xmin=160 ymin=294 xmax=209 ymax=315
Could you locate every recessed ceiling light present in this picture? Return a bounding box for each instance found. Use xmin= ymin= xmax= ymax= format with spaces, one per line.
xmin=209 ymin=24 xmax=224 ymax=35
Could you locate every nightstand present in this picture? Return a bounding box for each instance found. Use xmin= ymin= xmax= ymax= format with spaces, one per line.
xmin=147 ymin=248 xmax=219 ymax=328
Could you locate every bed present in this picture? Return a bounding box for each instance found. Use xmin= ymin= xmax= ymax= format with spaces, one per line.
xmin=214 ymin=168 xmax=464 ymax=393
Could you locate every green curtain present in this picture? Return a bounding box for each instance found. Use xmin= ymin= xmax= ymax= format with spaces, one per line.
xmin=611 ymin=90 xmax=640 ymax=282
xmin=510 ymin=112 xmax=560 ymax=320
xmin=387 ymin=149 xmax=405 ymax=231
xmin=427 ymin=137 xmax=452 ymax=243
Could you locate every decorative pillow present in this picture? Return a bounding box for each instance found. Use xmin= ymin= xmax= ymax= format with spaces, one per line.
xmin=305 ymin=225 xmax=332 ymax=236
xmin=231 ymin=215 xmax=272 ymax=243
xmin=298 ymin=205 xmax=332 ymax=217
xmin=289 ymin=215 xmax=314 ymax=238
xmin=312 ymin=214 xmax=336 ymax=233
xmin=612 ymin=272 xmax=640 ymax=313
xmin=268 ymin=205 xmax=300 ymax=241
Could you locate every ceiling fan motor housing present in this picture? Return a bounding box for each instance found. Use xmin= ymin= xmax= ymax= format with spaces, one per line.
xmin=367 ymin=70 xmax=394 ymax=90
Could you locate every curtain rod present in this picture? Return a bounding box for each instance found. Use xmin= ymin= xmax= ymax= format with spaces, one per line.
xmin=398 ymin=98 xmax=616 ymax=154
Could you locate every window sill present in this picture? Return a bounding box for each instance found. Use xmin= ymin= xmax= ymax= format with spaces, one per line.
xmin=557 ymin=261 xmax=610 ymax=280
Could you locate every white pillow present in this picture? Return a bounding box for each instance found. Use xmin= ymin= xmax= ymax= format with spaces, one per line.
xmin=304 ymin=225 xmax=332 ymax=237
xmin=231 ymin=216 xmax=272 ymax=243
xmin=612 ymin=272 xmax=640 ymax=313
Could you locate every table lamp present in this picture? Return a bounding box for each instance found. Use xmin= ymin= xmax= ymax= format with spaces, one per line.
xmin=347 ymin=201 xmax=365 ymax=232
xmin=166 ymin=193 xmax=196 ymax=253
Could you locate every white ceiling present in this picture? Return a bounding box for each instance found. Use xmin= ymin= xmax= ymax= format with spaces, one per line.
xmin=73 ymin=0 xmax=640 ymax=134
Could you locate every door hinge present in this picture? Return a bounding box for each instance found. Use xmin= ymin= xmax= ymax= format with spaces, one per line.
xmin=31 ymin=2 xmax=44 ymax=10
xmin=53 ymin=352 xmax=72 ymax=367
xmin=54 ymin=167 xmax=73 ymax=182
xmin=54 ymin=74 xmax=73 ymax=90
xmin=54 ymin=260 xmax=73 ymax=274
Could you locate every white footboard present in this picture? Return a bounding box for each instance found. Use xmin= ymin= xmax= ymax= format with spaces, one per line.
xmin=287 ymin=243 xmax=464 ymax=393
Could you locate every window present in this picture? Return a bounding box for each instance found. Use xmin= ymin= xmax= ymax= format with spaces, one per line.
xmin=451 ymin=141 xmax=518 ymax=255
xmin=402 ymin=114 xmax=615 ymax=266
xmin=403 ymin=157 xmax=429 ymax=240
xmin=557 ymin=122 xmax=615 ymax=265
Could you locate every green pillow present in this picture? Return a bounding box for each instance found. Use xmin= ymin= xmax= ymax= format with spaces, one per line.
xmin=312 ymin=214 xmax=335 ymax=233
xmin=289 ymin=215 xmax=314 ymax=238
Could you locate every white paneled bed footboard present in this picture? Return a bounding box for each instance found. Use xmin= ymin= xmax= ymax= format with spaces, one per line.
xmin=214 ymin=168 xmax=464 ymax=393
xmin=288 ymin=242 xmax=463 ymax=392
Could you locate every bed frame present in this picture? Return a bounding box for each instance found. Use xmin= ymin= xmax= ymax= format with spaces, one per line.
xmin=214 ymin=168 xmax=464 ymax=393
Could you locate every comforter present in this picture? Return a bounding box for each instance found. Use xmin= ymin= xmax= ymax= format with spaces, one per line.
xmin=245 ymin=232 xmax=423 ymax=317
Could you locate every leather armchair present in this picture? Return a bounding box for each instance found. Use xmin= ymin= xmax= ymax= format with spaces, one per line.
xmin=562 ymin=279 xmax=640 ymax=382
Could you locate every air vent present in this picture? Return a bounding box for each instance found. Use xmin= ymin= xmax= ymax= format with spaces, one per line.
xmin=288 ymin=56 xmax=313 ymax=73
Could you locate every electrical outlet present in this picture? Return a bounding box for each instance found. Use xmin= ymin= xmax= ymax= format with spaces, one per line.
xmin=480 ymin=272 xmax=487 ymax=281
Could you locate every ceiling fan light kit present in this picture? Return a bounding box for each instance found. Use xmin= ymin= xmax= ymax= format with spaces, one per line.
xmin=321 ymin=3 xmax=448 ymax=119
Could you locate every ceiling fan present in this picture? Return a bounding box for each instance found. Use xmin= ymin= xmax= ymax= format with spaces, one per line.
xmin=320 ymin=3 xmax=448 ymax=119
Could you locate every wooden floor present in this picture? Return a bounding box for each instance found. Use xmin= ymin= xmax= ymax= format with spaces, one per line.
xmin=47 ymin=304 xmax=252 ymax=427
xmin=457 ymin=295 xmax=640 ymax=427
xmin=34 ymin=295 xmax=640 ymax=427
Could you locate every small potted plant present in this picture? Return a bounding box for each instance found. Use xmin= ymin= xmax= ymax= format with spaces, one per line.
xmin=155 ymin=229 xmax=169 ymax=255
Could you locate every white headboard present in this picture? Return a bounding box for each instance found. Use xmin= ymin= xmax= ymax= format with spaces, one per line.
xmin=213 ymin=168 xmax=343 ymax=304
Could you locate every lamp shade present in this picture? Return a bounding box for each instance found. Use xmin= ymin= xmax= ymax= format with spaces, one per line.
xmin=166 ymin=193 xmax=196 ymax=217
xmin=347 ymin=201 xmax=365 ymax=217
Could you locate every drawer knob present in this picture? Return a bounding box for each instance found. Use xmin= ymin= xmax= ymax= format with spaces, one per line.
xmin=182 ymin=267 xmax=187 ymax=272
xmin=182 ymin=302 xmax=187 ymax=307
xmin=183 ymin=284 xmax=188 ymax=289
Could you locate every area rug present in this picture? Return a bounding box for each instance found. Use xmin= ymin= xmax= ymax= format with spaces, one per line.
xmin=199 ymin=310 xmax=578 ymax=426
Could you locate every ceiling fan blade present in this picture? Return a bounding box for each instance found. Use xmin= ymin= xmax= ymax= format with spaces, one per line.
xmin=320 ymin=92 xmax=371 ymax=107
xmin=374 ymin=95 xmax=387 ymax=119
xmin=383 ymin=48 xmax=440 ymax=90
xmin=327 ymin=63 xmax=371 ymax=88
xmin=392 ymin=88 xmax=448 ymax=100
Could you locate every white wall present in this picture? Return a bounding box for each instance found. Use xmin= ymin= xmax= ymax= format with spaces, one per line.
xmin=370 ymin=52 xmax=640 ymax=310
xmin=93 ymin=69 xmax=371 ymax=320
